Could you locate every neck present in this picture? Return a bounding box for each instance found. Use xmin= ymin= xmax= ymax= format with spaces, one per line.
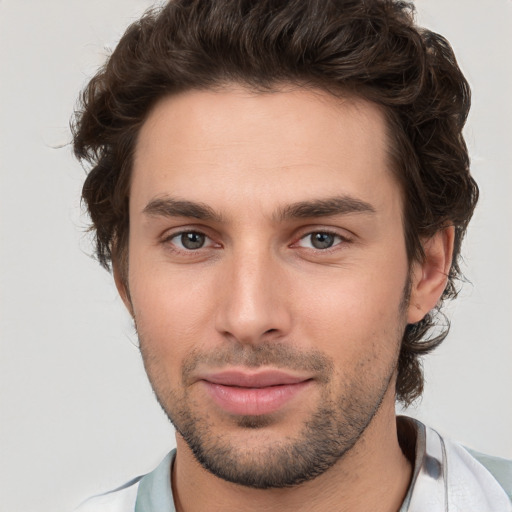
xmin=171 ymin=396 xmax=412 ymax=512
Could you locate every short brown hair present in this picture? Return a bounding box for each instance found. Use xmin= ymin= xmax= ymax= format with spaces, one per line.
xmin=72 ymin=0 xmax=478 ymax=405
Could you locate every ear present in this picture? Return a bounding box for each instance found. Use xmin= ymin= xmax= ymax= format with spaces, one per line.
xmin=407 ymin=226 xmax=455 ymax=324
xmin=113 ymin=263 xmax=134 ymax=317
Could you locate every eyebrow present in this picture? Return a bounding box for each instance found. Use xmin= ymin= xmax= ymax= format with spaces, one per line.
xmin=142 ymin=195 xmax=375 ymax=223
xmin=143 ymin=197 xmax=223 ymax=222
xmin=275 ymin=195 xmax=376 ymax=221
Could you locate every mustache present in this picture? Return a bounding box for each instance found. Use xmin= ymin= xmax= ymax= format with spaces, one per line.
xmin=177 ymin=342 xmax=335 ymax=384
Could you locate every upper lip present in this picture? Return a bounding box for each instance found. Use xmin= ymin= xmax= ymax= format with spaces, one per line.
xmin=200 ymin=369 xmax=311 ymax=388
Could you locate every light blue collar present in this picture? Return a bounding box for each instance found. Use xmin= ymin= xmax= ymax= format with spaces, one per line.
xmin=135 ymin=451 xmax=176 ymax=512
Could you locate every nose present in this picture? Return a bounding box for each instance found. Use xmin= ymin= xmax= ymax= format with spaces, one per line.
xmin=214 ymin=246 xmax=292 ymax=345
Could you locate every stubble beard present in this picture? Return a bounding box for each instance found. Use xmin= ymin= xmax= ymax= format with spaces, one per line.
xmin=139 ymin=329 xmax=404 ymax=489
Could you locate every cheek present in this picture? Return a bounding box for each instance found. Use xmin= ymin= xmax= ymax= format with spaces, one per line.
xmin=129 ymin=260 xmax=219 ymax=364
xmin=293 ymin=260 xmax=408 ymax=358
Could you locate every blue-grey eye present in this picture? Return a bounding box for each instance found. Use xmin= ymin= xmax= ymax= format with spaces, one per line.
xmin=180 ymin=232 xmax=206 ymax=250
xmin=310 ymin=232 xmax=336 ymax=249
xmin=297 ymin=232 xmax=342 ymax=250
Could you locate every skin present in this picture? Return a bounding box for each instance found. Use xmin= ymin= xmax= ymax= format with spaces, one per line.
xmin=117 ymin=85 xmax=453 ymax=511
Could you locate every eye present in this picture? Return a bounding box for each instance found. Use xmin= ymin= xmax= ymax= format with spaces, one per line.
xmin=168 ymin=231 xmax=211 ymax=250
xmin=297 ymin=231 xmax=344 ymax=250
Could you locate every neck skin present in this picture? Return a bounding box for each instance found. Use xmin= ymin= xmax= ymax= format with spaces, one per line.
xmin=171 ymin=386 xmax=412 ymax=512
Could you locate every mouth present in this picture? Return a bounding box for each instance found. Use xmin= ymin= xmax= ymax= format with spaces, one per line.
xmin=199 ymin=369 xmax=313 ymax=416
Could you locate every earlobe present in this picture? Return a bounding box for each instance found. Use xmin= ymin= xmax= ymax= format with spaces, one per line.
xmin=113 ymin=264 xmax=134 ymax=317
xmin=407 ymin=226 xmax=455 ymax=324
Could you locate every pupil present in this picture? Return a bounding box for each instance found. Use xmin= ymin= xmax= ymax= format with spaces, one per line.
xmin=181 ymin=232 xmax=205 ymax=249
xmin=312 ymin=232 xmax=334 ymax=249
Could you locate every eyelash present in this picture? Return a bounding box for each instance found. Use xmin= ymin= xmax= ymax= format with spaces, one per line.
xmin=294 ymin=230 xmax=349 ymax=251
xmin=161 ymin=230 xmax=218 ymax=252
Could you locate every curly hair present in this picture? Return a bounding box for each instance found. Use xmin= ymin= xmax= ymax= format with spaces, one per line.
xmin=72 ymin=0 xmax=478 ymax=405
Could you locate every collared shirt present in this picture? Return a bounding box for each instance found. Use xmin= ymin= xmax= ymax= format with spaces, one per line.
xmin=76 ymin=418 xmax=512 ymax=511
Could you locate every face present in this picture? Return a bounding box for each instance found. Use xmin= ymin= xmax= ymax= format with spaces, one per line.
xmin=124 ymin=86 xmax=412 ymax=488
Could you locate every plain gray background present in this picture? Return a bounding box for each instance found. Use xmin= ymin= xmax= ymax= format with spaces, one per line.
xmin=1 ymin=1 xmax=511 ymax=511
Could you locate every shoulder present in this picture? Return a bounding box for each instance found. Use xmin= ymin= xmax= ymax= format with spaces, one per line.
xmin=74 ymin=476 xmax=142 ymax=512
xmin=400 ymin=417 xmax=512 ymax=510
xmin=439 ymin=433 xmax=512 ymax=507
xmin=465 ymin=447 xmax=512 ymax=501
xmin=73 ymin=451 xmax=176 ymax=512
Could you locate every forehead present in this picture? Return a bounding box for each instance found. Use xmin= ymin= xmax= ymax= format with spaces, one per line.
xmin=131 ymin=85 xmax=398 ymax=215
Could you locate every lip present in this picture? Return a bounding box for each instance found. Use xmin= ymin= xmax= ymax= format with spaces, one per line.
xmin=199 ymin=369 xmax=313 ymax=416
xmin=201 ymin=369 xmax=310 ymax=387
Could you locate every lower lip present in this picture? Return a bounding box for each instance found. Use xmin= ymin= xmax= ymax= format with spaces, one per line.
xmin=202 ymin=380 xmax=312 ymax=416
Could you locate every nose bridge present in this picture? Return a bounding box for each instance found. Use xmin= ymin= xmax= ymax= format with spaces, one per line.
xmin=215 ymin=240 xmax=290 ymax=344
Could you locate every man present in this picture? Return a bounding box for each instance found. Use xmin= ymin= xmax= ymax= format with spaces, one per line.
xmin=72 ymin=0 xmax=512 ymax=510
